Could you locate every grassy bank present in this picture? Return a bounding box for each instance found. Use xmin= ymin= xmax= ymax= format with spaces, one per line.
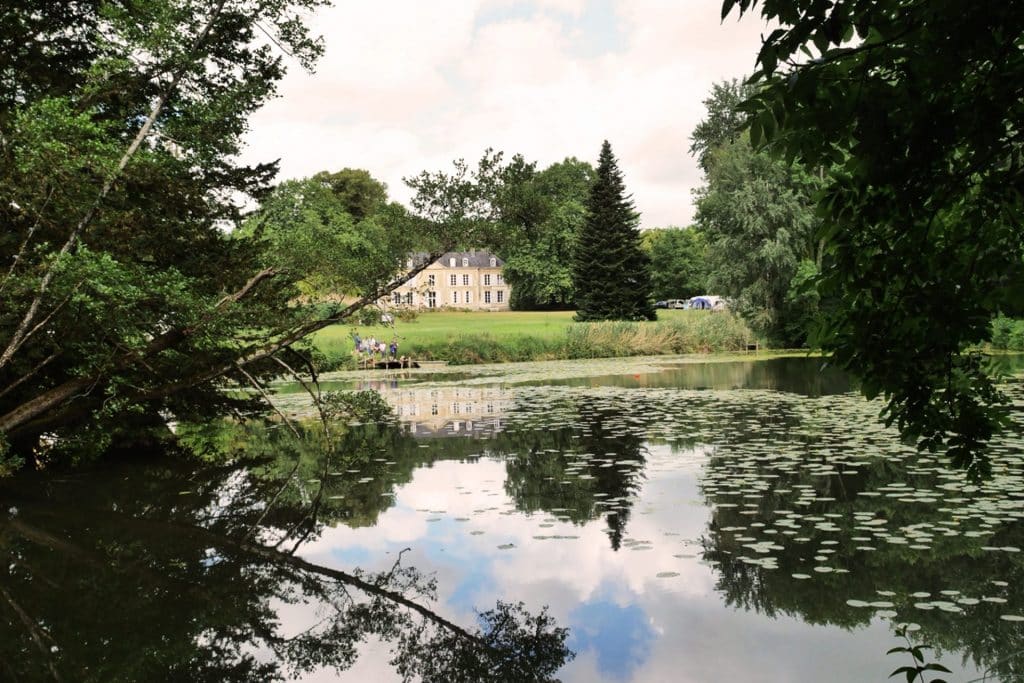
xmin=312 ymin=309 xmax=760 ymax=367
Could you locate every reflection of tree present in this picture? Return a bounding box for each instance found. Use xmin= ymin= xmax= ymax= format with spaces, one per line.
xmin=0 ymin=421 xmax=572 ymax=681
xmin=500 ymin=398 xmax=647 ymax=550
xmin=699 ymin=446 xmax=1024 ymax=681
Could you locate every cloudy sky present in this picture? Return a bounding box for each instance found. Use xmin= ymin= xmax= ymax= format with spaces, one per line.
xmin=241 ymin=0 xmax=769 ymax=228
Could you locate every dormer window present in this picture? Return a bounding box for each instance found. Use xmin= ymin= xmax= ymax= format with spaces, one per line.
xmin=489 ymin=257 xmax=497 ymax=267
xmin=448 ymin=257 xmax=456 ymax=267
xmin=462 ymin=257 xmax=469 ymax=267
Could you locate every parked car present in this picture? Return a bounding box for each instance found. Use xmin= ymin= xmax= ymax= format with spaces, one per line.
xmin=666 ymin=299 xmax=687 ymax=309
xmin=654 ymin=300 xmax=668 ymax=309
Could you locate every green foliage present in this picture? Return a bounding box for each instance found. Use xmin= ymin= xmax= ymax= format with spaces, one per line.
xmin=563 ymin=313 xmax=754 ymax=358
xmin=239 ymin=172 xmax=412 ymax=297
xmin=405 ymin=151 xmax=594 ymax=310
xmin=404 ymin=149 xmax=508 ymax=251
xmin=394 ymin=307 xmax=419 ymax=323
xmin=723 ymin=0 xmax=1024 ymax=474
xmin=688 ymin=79 xmax=755 ymax=173
xmin=641 ymin=226 xmax=708 ymax=300
xmin=989 ymin=316 xmax=1024 ymax=351
xmin=0 ymin=0 xmax=450 ymax=466
xmin=695 ymin=130 xmax=822 ymax=346
xmin=310 ymin=168 xmax=388 ymax=221
xmin=497 ymin=158 xmax=595 ymax=310
xmin=572 ymin=141 xmax=656 ymax=322
xmin=887 ymin=625 xmax=952 ymax=683
xmin=322 ymin=390 xmax=395 ymax=423
xmin=354 ymin=305 xmax=382 ymax=326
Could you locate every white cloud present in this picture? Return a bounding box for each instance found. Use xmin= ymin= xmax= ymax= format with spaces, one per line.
xmin=242 ymin=0 xmax=769 ymax=228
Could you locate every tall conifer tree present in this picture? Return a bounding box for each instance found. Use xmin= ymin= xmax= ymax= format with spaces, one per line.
xmin=572 ymin=141 xmax=656 ymax=321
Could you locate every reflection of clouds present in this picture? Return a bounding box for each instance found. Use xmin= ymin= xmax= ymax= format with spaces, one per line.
xmin=569 ymin=595 xmax=655 ymax=681
xmin=290 ymin=438 xmax=922 ymax=682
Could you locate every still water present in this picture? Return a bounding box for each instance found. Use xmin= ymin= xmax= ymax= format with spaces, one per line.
xmin=2 ymin=355 xmax=1023 ymax=681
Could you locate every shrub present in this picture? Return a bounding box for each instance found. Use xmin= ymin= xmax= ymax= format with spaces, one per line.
xmin=395 ymin=308 xmax=419 ymax=323
xmin=355 ymin=306 xmax=380 ymax=326
xmin=991 ymin=316 xmax=1013 ymax=349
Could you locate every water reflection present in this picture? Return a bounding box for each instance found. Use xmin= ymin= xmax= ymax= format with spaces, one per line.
xmin=0 ymin=422 xmax=573 ymax=681
xmin=502 ymin=398 xmax=647 ymax=550
xmin=3 ymin=356 xmax=1024 ymax=681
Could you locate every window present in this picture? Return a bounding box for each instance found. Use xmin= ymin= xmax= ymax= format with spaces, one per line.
xmin=497 ymin=290 xmax=504 ymax=303
xmin=427 ymin=291 xmax=436 ymax=308
xmin=462 ymin=257 xmax=469 ymax=267
xmin=452 ymin=291 xmax=459 ymax=304
xmin=462 ymin=274 xmax=470 ymax=285
xmin=393 ymin=292 xmax=401 ymax=304
xmin=431 ymin=404 xmax=438 ymax=415
xmin=496 ymin=274 xmax=504 ymax=285
xmin=404 ymin=292 xmax=414 ymax=305
xmin=449 ymin=257 xmax=456 ymax=267
xmin=465 ymin=291 xmax=472 ymax=304
xmin=427 ymin=274 xmax=435 ymax=286
xmin=483 ymin=274 xmax=491 ymax=286
xmin=484 ymin=291 xmax=491 ymax=304
xmin=489 ymin=257 xmax=497 ymax=267
xmin=449 ymin=274 xmax=457 ymax=286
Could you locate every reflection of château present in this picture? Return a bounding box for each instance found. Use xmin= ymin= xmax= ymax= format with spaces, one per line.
xmin=355 ymin=380 xmax=514 ymax=437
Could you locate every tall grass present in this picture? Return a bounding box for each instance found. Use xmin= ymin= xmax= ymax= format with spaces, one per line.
xmin=312 ymin=311 xmax=758 ymax=368
xmin=563 ymin=313 xmax=754 ymax=359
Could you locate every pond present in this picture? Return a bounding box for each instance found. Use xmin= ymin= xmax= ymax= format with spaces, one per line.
xmin=2 ymin=355 xmax=1023 ymax=681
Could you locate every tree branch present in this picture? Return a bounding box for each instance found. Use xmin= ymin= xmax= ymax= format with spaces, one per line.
xmin=0 ymin=0 xmax=230 ymax=372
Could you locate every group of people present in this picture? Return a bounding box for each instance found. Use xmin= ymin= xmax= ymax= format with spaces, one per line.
xmin=351 ymin=330 xmax=399 ymax=363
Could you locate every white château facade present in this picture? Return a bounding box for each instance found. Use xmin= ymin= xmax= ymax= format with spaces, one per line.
xmin=385 ymin=250 xmax=511 ymax=311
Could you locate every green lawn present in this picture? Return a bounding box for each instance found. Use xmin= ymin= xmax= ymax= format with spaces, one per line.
xmin=313 ymin=309 xmax=694 ymax=356
xmin=314 ymin=310 xmax=576 ymax=354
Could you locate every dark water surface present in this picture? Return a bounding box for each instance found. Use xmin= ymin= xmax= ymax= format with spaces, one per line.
xmin=3 ymin=356 xmax=1023 ymax=681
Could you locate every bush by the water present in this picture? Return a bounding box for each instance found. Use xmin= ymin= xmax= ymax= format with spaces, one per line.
xmin=990 ymin=316 xmax=1024 ymax=351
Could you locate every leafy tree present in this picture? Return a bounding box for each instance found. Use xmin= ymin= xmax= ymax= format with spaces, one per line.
xmin=723 ymin=0 xmax=1024 ymax=475
xmin=688 ymin=79 xmax=755 ymax=173
xmin=695 ymin=132 xmax=823 ymax=345
xmin=310 ymin=168 xmax=389 ymax=221
xmin=497 ymin=158 xmax=595 ymax=310
xmin=403 ymin=149 xmax=510 ymax=252
xmin=572 ymin=141 xmax=655 ymax=322
xmin=641 ymin=226 xmax=709 ymax=301
xmin=0 ymin=2 xmax=452 ymax=466
xmin=405 ymin=151 xmax=595 ymax=310
xmin=239 ymin=171 xmax=412 ymax=297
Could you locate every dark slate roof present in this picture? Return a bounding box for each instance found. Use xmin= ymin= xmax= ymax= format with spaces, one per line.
xmin=410 ymin=250 xmax=504 ymax=268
